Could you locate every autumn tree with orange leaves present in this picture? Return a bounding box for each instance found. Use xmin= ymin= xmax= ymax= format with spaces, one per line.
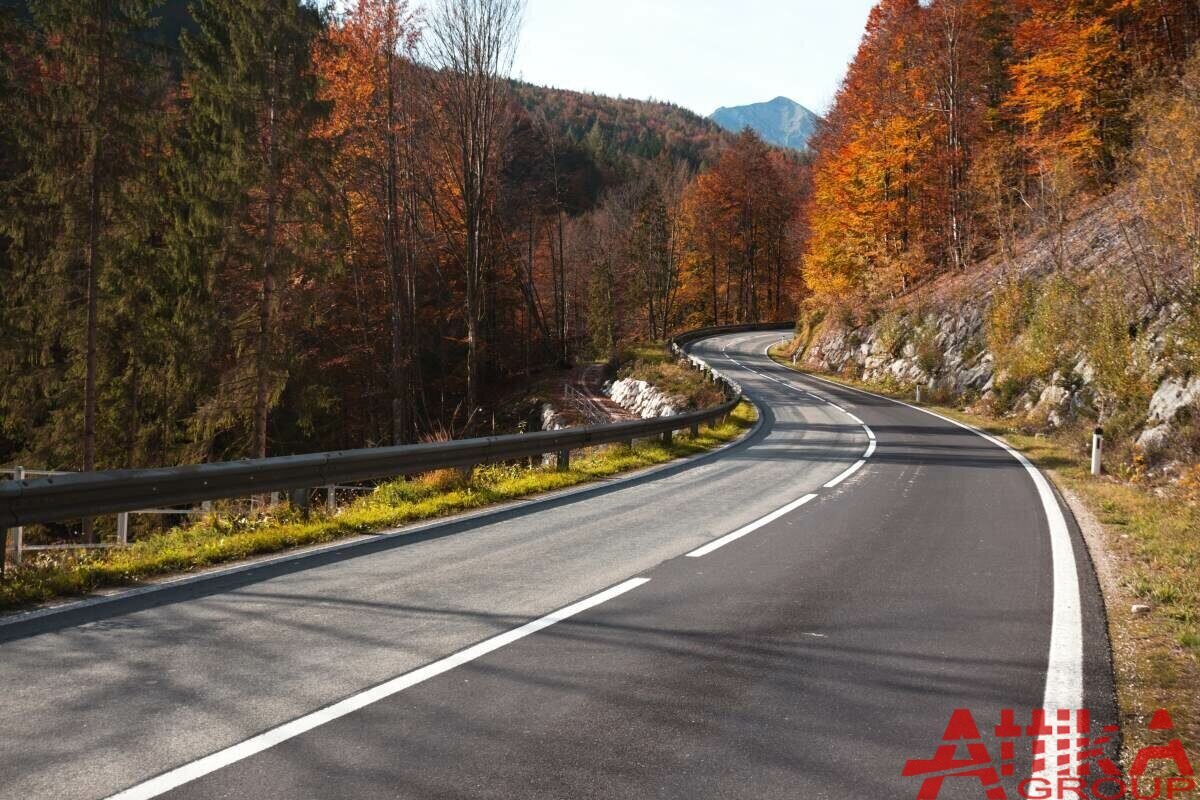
xmin=801 ymin=0 xmax=1200 ymax=312
xmin=678 ymin=131 xmax=803 ymax=326
xmin=315 ymin=0 xmax=423 ymax=444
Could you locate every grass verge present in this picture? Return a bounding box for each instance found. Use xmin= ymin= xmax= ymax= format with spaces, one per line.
xmin=0 ymin=402 xmax=757 ymax=615
xmin=767 ymin=346 xmax=1199 ymax=763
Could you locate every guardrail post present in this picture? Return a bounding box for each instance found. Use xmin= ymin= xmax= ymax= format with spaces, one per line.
xmin=116 ymin=512 xmax=129 ymax=547
xmin=556 ymin=450 xmax=570 ymax=471
xmin=325 ymin=485 xmax=337 ymax=514
xmin=290 ymin=488 xmax=311 ymax=513
xmin=661 ymin=431 xmax=672 ymax=446
xmin=10 ymin=465 xmax=24 ymax=568
xmin=690 ymin=423 xmax=700 ymax=438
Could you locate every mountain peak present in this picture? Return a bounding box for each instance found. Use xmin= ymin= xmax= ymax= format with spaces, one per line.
xmin=709 ymin=97 xmax=821 ymax=152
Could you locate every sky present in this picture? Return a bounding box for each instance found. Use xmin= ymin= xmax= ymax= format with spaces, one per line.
xmin=511 ymin=0 xmax=878 ymax=117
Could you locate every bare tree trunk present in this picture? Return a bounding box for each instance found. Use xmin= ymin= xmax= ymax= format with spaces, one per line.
xmin=556 ymin=210 xmax=567 ymax=364
xmin=82 ymin=0 xmax=110 ymax=540
xmin=255 ymin=55 xmax=279 ymax=461
xmin=384 ymin=29 xmax=412 ymax=445
xmin=428 ymin=0 xmax=523 ymax=432
xmin=710 ymin=257 xmax=719 ymax=325
xmin=938 ymin=0 xmax=968 ymax=273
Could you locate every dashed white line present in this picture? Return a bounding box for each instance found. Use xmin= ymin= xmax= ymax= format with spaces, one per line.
xmin=757 ymin=342 xmax=876 ymax=460
xmin=104 ymin=577 xmax=651 ymax=800
xmin=824 ymin=460 xmax=866 ymax=488
xmin=686 ymin=494 xmax=818 ymax=558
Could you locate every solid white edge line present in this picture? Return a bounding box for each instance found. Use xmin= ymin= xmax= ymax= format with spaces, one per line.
xmin=823 ymin=460 xmax=866 ymax=488
xmin=686 ymin=494 xmax=818 ymax=558
xmin=864 ymin=439 xmax=877 ymax=459
xmin=104 ymin=577 xmax=652 ymax=800
xmin=760 ymin=342 xmax=1084 ymax=771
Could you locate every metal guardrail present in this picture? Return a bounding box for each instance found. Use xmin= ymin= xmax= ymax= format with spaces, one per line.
xmin=0 ymin=323 xmax=792 ymax=534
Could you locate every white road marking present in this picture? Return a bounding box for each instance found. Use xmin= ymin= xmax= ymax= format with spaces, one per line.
xmin=686 ymin=494 xmax=818 ymax=558
xmin=769 ymin=354 xmax=1084 ymax=761
xmin=755 ymin=343 xmax=877 ymax=460
xmin=104 ymin=578 xmax=651 ymax=800
xmin=824 ymin=460 xmax=866 ymax=488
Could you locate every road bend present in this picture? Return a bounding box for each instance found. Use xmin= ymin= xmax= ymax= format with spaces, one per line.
xmin=0 ymin=331 xmax=1115 ymax=800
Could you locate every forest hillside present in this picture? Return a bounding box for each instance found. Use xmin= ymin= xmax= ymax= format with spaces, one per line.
xmin=0 ymin=0 xmax=805 ymax=475
xmin=785 ymin=0 xmax=1200 ymax=481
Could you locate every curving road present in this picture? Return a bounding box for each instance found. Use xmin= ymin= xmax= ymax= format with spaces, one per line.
xmin=0 ymin=331 xmax=1115 ymax=800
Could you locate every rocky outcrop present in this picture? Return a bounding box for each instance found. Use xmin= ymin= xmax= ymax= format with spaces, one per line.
xmin=802 ymin=307 xmax=994 ymax=398
xmin=604 ymin=378 xmax=680 ymax=419
xmin=1146 ymin=376 xmax=1200 ymax=427
xmin=796 ymin=299 xmax=1195 ymax=448
xmin=1137 ymin=376 xmax=1200 ymax=453
xmin=540 ymin=403 xmax=569 ymax=432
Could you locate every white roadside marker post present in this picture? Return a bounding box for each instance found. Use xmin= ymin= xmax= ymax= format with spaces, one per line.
xmin=1091 ymin=427 xmax=1104 ymax=476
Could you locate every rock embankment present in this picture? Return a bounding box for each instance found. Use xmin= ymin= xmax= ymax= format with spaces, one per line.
xmin=603 ymin=378 xmax=681 ymax=419
xmin=794 ymin=297 xmax=1193 ymax=456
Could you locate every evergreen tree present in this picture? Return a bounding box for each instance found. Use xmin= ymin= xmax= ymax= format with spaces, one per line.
xmin=0 ymin=0 xmax=159 ymax=484
xmin=177 ymin=0 xmax=327 ymax=459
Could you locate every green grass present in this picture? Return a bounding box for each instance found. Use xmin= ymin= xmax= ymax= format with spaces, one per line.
xmin=619 ymin=342 xmax=672 ymax=366
xmin=0 ymin=402 xmax=757 ymax=614
xmin=767 ymin=345 xmax=1200 ymax=760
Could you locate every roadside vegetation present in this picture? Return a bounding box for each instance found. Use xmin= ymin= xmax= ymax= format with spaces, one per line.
xmin=617 ymin=343 xmax=727 ymax=410
xmin=0 ymin=402 xmax=756 ymax=615
xmin=768 ymin=346 xmax=1198 ymax=763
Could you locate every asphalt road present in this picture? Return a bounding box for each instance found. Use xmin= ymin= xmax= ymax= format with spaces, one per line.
xmin=0 ymin=331 xmax=1116 ymax=800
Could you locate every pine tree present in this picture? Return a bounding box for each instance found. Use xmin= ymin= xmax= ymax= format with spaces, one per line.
xmin=0 ymin=1 xmax=158 ymax=479
xmin=177 ymin=0 xmax=327 ymax=459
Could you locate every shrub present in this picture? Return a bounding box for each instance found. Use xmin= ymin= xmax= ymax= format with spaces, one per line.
xmin=874 ymin=310 xmax=909 ymax=358
xmin=1079 ymin=280 xmax=1153 ymax=435
xmin=992 ymin=375 xmax=1029 ymax=415
xmin=912 ymin=320 xmax=944 ymax=377
xmin=988 ymin=275 xmax=1082 ymax=384
xmin=986 ymin=278 xmax=1035 ymax=377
